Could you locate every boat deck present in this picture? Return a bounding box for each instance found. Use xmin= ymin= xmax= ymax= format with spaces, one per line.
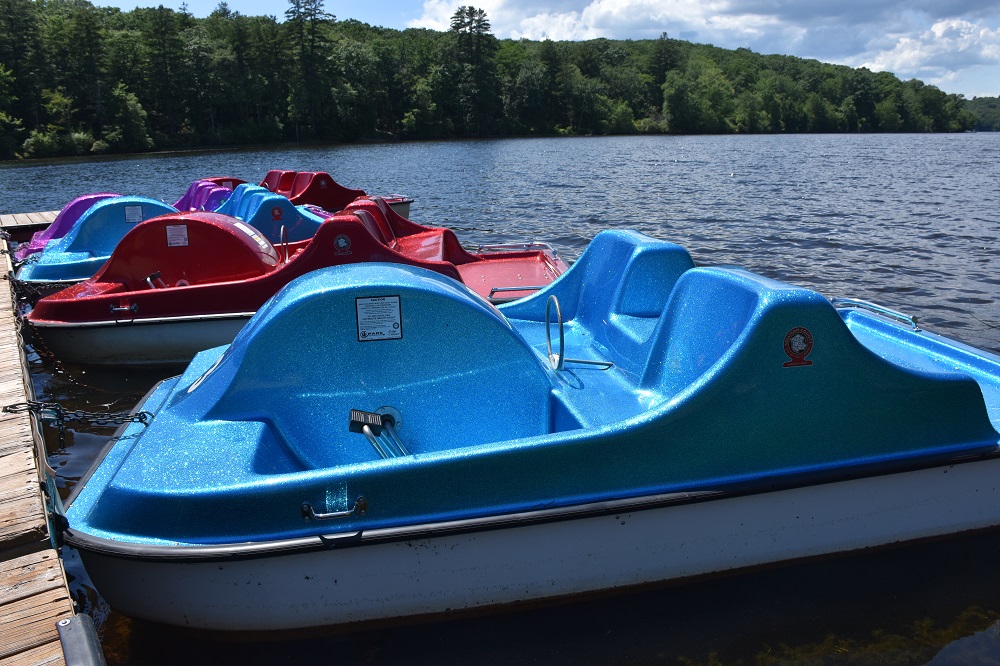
xmin=0 ymin=212 xmax=75 ymax=666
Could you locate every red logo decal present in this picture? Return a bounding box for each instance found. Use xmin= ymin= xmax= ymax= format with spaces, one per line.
xmin=783 ymin=327 xmax=814 ymax=367
xmin=271 ymin=206 xmax=283 ymax=221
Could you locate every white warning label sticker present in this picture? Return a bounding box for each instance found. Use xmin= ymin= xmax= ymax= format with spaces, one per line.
xmin=125 ymin=205 xmax=143 ymax=224
xmin=166 ymin=224 xmax=189 ymax=247
xmin=356 ymin=296 xmax=402 ymax=342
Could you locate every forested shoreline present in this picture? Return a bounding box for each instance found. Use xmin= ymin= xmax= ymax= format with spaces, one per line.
xmin=1 ymin=0 xmax=997 ymax=161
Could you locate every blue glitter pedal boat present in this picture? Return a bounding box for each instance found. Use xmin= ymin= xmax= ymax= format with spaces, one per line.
xmin=61 ymin=230 xmax=1000 ymax=631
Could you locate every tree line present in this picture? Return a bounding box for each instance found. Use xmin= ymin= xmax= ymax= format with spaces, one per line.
xmin=0 ymin=0 xmax=995 ymax=160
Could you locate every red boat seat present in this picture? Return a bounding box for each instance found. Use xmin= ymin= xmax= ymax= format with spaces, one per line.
xmin=260 ymin=170 xmax=279 ymax=191
xmin=351 ymin=210 xmax=392 ymax=246
xmin=260 ymin=170 xmax=295 ymax=194
xmin=286 ymin=172 xmax=366 ymax=212
xmin=288 ymin=172 xmax=315 ymax=199
xmin=344 ymin=197 xmax=477 ymax=265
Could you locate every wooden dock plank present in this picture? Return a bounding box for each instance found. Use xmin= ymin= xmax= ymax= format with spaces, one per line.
xmin=0 ymin=551 xmax=71 ymax=665
xmin=0 ymin=226 xmax=75 ymax=666
xmin=0 ymin=212 xmax=57 ymax=230
xmin=0 ymin=589 xmax=70 ymax=659
xmin=0 ymin=252 xmax=46 ymax=557
xmin=0 ymin=222 xmax=80 ymax=666
xmin=0 ymin=642 xmax=64 ymax=666
xmin=0 ymin=550 xmax=65 ymax=606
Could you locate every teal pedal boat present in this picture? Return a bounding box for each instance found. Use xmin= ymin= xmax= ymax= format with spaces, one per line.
xmin=61 ymin=230 xmax=1000 ymax=631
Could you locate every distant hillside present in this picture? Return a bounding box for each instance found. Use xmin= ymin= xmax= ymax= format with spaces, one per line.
xmin=965 ymin=97 xmax=1000 ymax=131
xmin=0 ymin=1 xmax=988 ymax=160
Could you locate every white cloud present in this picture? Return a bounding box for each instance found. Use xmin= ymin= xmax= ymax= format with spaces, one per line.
xmin=409 ymin=0 xmax=1000 ymax=97
xmin=860 ymin=19 xmax=1000 ymax=79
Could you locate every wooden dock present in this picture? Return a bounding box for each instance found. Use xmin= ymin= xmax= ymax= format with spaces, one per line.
xmin=0 ymin=211 xmax=76 ymax=666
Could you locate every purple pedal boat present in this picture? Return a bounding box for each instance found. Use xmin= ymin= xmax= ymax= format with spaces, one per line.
xmin=14 ymin=192 xmax=120 ymax=261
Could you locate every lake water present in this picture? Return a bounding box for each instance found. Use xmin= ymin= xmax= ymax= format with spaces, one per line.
xmin=4 ymin=133 xmax=1000 ymax=664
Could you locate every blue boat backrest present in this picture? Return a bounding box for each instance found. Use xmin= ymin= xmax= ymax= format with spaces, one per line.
xmin=636 ymin=266 xmax=998 ymax=466
xmin=213 ymin=184 xmax=268 ymax=218
xmin=502 ymin=230 xmax=696 ymax=380
xmin=191 ymin=264 xmax=554 ymax=469
xmin=239 ymin=192 xmax=324 ymax=243
xmin=50 ymin=196 xmax=177 ymax=257
xmin=640 ymin=267 xmax=763 ymax=396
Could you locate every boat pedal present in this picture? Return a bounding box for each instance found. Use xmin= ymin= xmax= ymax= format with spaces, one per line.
xmin=349 ymin=409 xmax=386 ymax=436
xmin=350 ymin=409 xmax=408 ymax=458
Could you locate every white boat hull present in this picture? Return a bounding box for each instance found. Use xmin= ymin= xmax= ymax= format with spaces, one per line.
xmin=71 ymin=454 xmax=1000 ymax=631
xmin=32 ymin=314 xmax=252 ymax=366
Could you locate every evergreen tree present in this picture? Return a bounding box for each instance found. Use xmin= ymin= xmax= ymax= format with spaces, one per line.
xmin=285 ymin=0 xmax=333 ymax=138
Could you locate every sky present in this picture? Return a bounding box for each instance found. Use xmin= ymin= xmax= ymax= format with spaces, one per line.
xmin=100 ymin=0 xmax=1000 ymax=99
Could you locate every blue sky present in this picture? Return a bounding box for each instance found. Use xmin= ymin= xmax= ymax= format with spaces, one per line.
xmin=100 ymin=0 xmax=999 ymax=99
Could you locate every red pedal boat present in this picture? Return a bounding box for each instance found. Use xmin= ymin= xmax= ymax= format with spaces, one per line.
xmin=260 ymin=170 xmax=413 ymax=217
xmin=28 ymin=198 xmax=566 ymax=366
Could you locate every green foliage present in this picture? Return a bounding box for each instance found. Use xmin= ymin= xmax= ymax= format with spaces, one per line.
xmin=965 ymin=96 xmax=1000 ymax=130
xmin=102 ymin=82 xmax=152 ymax=152
xmin=0 ymin=1 xmax=993 ymax=160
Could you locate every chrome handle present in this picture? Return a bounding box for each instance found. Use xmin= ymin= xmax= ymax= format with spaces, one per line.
xmin=301 ymin=496 xmax=367 ymax=520
xmin=279 ymin=224 xmax=289 ymax=263
xmin=109 ymin=303 xmax=138 ymax=314
xmin=545 ymin=294 xmax=565 ymax=370
xmin=489 ymin=285 xmax=546 ymax=298
xmin=831 ymin=298 xmax=919 ymax=331
xmin=477 ymin=242 xmax=554 ymax=253
xmin=545 ymin=295 xmax=613 ymax=371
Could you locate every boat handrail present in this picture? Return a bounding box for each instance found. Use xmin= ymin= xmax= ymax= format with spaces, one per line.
xmin=476 ymin=241 xmax=555 ymax=254
xmin=831 ymin=298 xmax=920 ymax=331
xmin=488 ymin=285 xmax=547 ymax=303
xmin=545 ymin=295 xmax=614 ymax=371
xmin=279 ymin=224 xmax=289 ymax=263
xmin=301 ymin=496 xmax=367 ymax=521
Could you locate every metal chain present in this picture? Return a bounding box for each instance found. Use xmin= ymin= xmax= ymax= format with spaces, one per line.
xmin=3 ymin=271 xmax=68 ymax=305
xmin=13 ymin=305 xmax=92 ymax=389
xmin=3 ymin=400 xmax=153 ymax=427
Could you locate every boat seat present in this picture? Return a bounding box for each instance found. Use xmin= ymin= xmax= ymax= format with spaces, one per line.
xmin=288 ymin=171 xmax=314 ymax=199
xmin=200 ymin=186 xmax=230 ymax=212
xmin=213 ymin=184 xmax=269 ymax=218
xmin=346 ymin=198 xmax=463 ymax=262
xmin=502 ymin=231 xmax=696 ymax=381
xmin=287 ymin=172 xmax=367 ymax=212
xmin=260 ymin=170 xmax=296 ymax=195
xmin=205 ymin=265 xmax=554 ymax=469
xmin=392 ymin=229 xmax=468 ymax=264
xmin=202 ymin=176 xmax=246 ymax=190
xmin=15 ymin=192 xmax=121 ymax=261
xmin=233 ymin=187 xmax=273 ymax=221
xmin=240 ymin=193 xmax=325 ymax=243
xmin=94 ymin=212 xmax=279 ymax=291
xmin=351 ymin=210 xmax=391 ymax=246
xmin=172 ymin=180 xmax=211 ymax=210
xmin=188 ymin=184 xmax=230 ymax=212
xmin=346 ymin=204 xmax=396 ymax=248
xmin=495 ymin=231 xmax=696 ymax=428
